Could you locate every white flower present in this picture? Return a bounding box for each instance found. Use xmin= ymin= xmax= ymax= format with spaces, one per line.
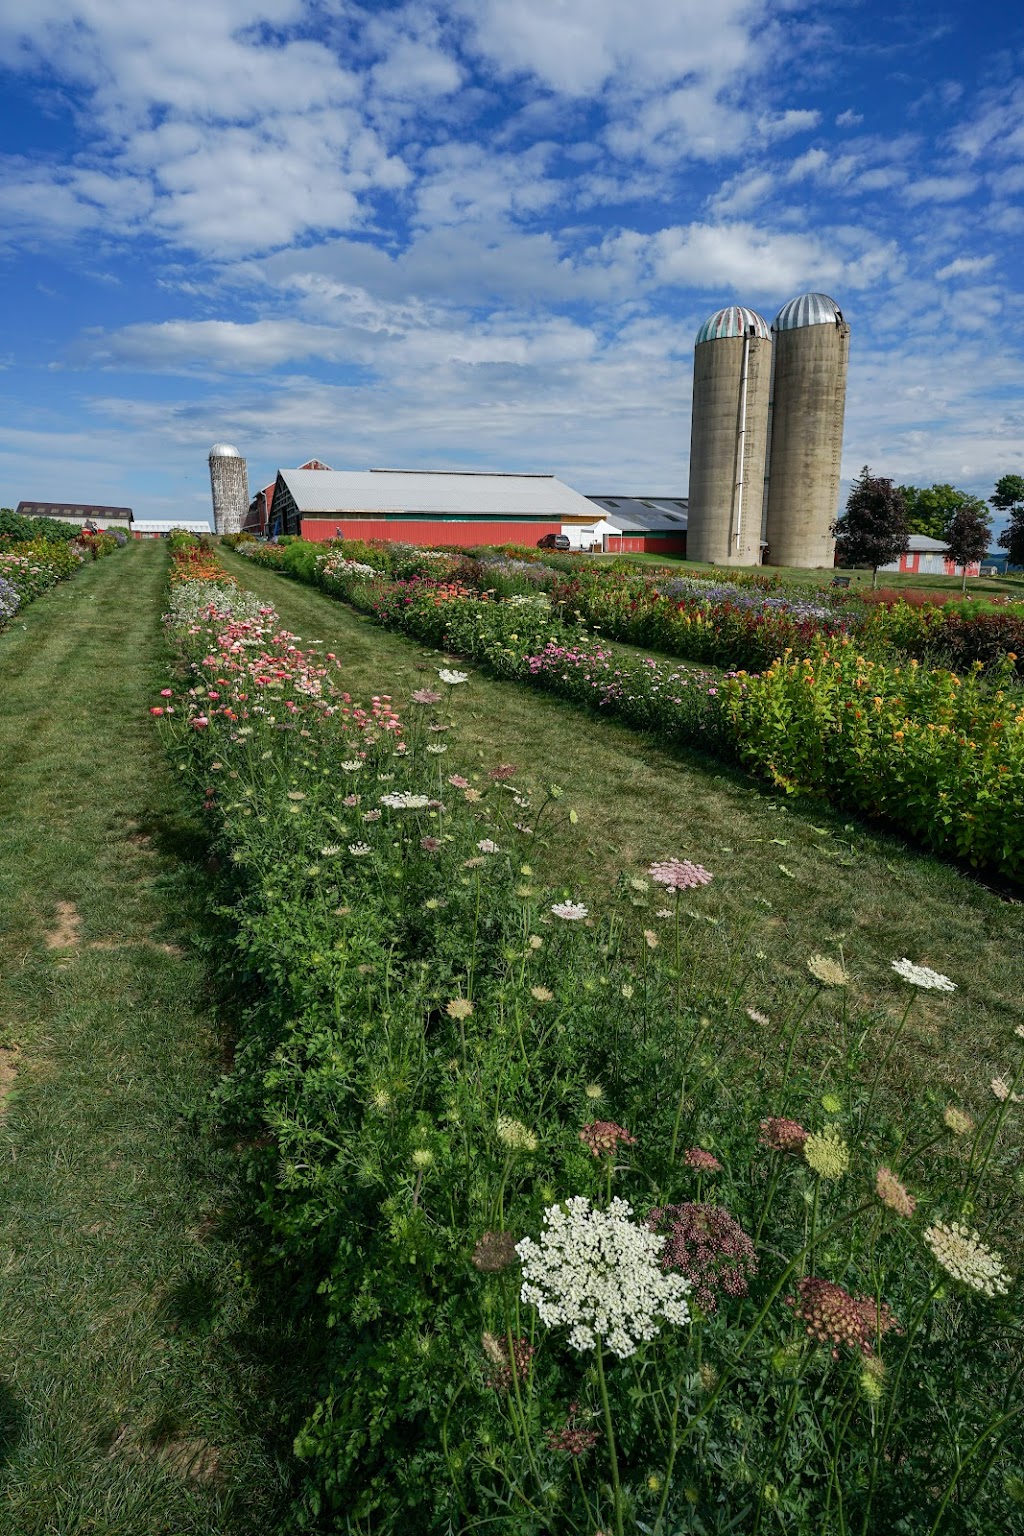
xmin=438 ymin=668 xmax=469 ymax=685
xmin=320 ymin=845 xmax=341 ymax=856
xmin=340 ymin=760 xmax=362 ymax=772
xmin=496 ymin=1117 xmax=538 ymax=1153
xmin=348 ymin=842 xmax=372 ymax=856
xmin=891 ymin=958 xmax=956 ymax=992
xmin=924 ymin=1221 xmax=1011 ymax=1297
xmin=477 ymin=838 xmax=500 ymax=854
xmin=991 ymin=1076 xmax=1022 ymax=1104
xmin=551 ymin=901 xmax=588 ymax=922
xmin=380 ymin=791 xmax=431 ymax=810
xmin=425 ymin=744 xmax=448 ymax=754
xmin=516 ymin=1196 xmax=690 ymax=1359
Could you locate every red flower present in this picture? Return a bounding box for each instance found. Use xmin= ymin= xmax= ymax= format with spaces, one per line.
xmin=150 ymin=706 xmax=164 ymax=716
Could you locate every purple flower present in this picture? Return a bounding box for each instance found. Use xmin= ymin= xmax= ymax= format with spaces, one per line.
xmin=648 ymin=858 xmax=713 ymax=891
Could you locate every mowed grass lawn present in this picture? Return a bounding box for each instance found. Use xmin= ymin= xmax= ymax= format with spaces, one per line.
xmin=0 ymin=543 xmax=290 ymax=1535
xmin=220 ymin=546 xmax=1024 ymax=1124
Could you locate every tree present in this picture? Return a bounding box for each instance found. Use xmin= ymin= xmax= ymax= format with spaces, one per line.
xmin=832 ymin=467 xmax=909 ymax=588
xmin=944 ymin=500 xmax=991 ymax=592
xmin=992 ymin=474 xmax=1024 ymax=567
xmin=898 ymin=483 xmax=978 ymax=540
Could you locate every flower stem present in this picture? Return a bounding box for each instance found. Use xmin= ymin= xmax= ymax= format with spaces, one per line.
xmin=596 ymin=1339 xmax=624 ymax=1536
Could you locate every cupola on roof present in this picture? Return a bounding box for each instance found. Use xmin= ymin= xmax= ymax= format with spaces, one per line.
xmin=772 ymin=293 xmax=845 ymax=331
xmin=695 ymin=306 xmax=770 ymax=344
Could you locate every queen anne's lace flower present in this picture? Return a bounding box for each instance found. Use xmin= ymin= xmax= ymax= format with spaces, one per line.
xmin=551 ymin=901 xmax=588 ymax=921
xmin=516 ymin=1196 xmax=691 ymax=1358
xmin=787 ymin=1277 xmax=900 ymax=1358
xmin=648 ymin=858 xmax=713 ymax=891
xmin=875 ymin=1167 xmax=916 ymax=1217
xmin=438 ymin=668 xmax=469 ymax=685
xmin=650 ymin=1203 xmax=757 ymax=1313
xmin=380 ymin=791 xmax=430 ymax=809
xmin=924 ymin=1222 xmax=1012 ymax=1297
xmin=807 ymin=954 xmax=849 ymax=987
xmin=803 ymin=1127 xmax=850 ymax=1179
xmin=496 ymin=1117 xmax=538 ymax=1153
xmin=891 ymin=958 xmax=957 ymax=991
xmin=580 ymin=1121 xmax=635 ymax=1158
xmin=943 ymin=1106 xmax=974 ymax=1136
xmin=759 ymin=1117 xmax=808 ymax=1153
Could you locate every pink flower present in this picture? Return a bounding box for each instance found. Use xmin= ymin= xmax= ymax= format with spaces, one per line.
xmin=150 ymin=706 xmax=164 ymax=716
xmin=160 ymin=688 xmax=173 ymax=697
xmin=448 ymin=774 xmax=470 ymax=789
xmin=649 ymin=1203 xmax=757 ymax=1312
xmin=684 ymin=1147 xmax=722 ymax=1172
xmin=191 ymin=716 xmax=209 ymax=729
xmin=579 ymin=1120 xmax=636 ymax=1158
xmin=758 ymin=1117 xmax=808 ymax=1154
xmin=648 ymin=858 xmax=714 ymax=891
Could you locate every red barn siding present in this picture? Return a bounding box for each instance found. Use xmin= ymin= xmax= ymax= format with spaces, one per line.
xmin=300 ymin=518 xmax=563 ymax=547
xmin=604 ymin=533 xmax=687 ymax=555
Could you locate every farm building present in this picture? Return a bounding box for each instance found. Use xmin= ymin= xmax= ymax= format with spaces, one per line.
xmin=247 ymin=459 xmax=332 ymax=535
xmin=270 ymin=467 xmax=602 ymax=546
xmin=585 ymin=496 xmax=689 ymax=554
xmin=132 ymin=519 xmax=213 ymax=539
xmin=878 ymin=534 xmax=981 ymax=579
xmin=16 ymin=501 xmax=133 ymax=531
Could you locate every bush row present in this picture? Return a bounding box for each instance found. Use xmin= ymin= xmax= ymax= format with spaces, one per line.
xmin=238 ymin=545 xmax=1024 ymax=878
xmin=156 ymin=554 xmax=1024 ymax=1535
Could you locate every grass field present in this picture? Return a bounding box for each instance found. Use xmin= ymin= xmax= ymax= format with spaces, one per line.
xmin=218 ymin=546 xmax=1024 ymax=1123
xmin=0 ymin=544 xmax=290 ymax=1534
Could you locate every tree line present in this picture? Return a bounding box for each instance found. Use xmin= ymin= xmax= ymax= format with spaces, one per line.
xmin=831 ymin=473 xmax=1024 ymax=588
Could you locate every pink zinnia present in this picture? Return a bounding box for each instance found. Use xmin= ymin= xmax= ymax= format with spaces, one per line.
xmin=648 ymin=858 xmax=713 ymax=891
xmin=684 ymin=1146 xmax=722 ymax=1172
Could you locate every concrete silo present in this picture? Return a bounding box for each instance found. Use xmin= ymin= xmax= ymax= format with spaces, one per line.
xmin=687 ymin=306 xmax=771 ymax=566
xmin=764 ymin=293 xmax=849 ymax=568
xmin=208 ymin=443 xmax=249 ymax=535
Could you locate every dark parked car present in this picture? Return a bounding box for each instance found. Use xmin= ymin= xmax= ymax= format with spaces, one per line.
xmin=538 ymin=533 xmax=570 ymax=549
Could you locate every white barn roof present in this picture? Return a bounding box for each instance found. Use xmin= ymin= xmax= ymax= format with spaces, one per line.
xmin=278 ymin=468 xmax=599 ymax=520
xmin=134 ymin=519 xmax=213 ymax=534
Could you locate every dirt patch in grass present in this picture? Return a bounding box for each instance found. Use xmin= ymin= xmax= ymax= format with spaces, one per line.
xmin=151 ymin=1433 xmax=224 ymax=1484
xmin=0 ymin=1045 xmax=20 ymax=1117
xmin=44 ymin=900 xmax=82 ymax=948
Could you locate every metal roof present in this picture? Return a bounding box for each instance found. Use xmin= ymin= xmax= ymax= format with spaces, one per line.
xmin=695 ymin=306 xmax=770 ymax=344
xmin=209 ymin=443 xmax=241 ymax=458
xmin=133 ymin=519 xmax=213 ymax=533
xmin=16 ymin=501 xmax=133 ymax=521
xmin=772 ymin=293 xmax=844 ymax=331
xmin=279 ymin=467 xmax=600 ymax=520
xmin=587 ymin=496 xmax=689 ymax=533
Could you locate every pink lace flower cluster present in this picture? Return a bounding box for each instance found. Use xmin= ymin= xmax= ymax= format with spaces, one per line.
xmin=579 ymin=1120 xmax=636 ymax=1158
xmin=787 ymin=1277 xmax=900 ymax=1359
xmin=649 ymin=1203 xmax=757 ymax=1313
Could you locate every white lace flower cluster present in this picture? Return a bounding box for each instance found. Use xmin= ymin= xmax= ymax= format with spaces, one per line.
xmin=379 ymin=791 xmax=430 ymax=810
xmin=923 ymin=1221 xmax=1011 ymax=1297
xmin=891 ymin=958 xmax=957 ymax=991
xmin=516 ymin=1196 xmax=691 ymax=1359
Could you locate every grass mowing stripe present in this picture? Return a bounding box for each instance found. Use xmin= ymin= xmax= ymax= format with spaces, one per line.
xmin=218 ymin=546 xmax=1024 ymax=1121
xmin=0 ymin=543 xmax=290 ymax=1535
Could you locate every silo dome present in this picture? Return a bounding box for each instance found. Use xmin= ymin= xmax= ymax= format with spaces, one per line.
xmin=772 ymin=293 xmax=844 ymax=331
xmin=695 ymin=306 xmax=770 ymax=344
xmin=209 ymin=442 xmax=241 ymax=458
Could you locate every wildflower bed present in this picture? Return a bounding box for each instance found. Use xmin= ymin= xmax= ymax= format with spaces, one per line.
xmin=156 ymin=542 xmax=1024 ymax=1534
xmin=240 ymin=542 xmax=1024 ymax=879
xmin=0 ymin=537 xmax=88 ymax=628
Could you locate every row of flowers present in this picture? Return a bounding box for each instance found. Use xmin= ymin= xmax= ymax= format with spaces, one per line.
xmin=235 ymin=543 xmax=1024 ymax=878
xmin=0 ymin=533 xmax=117 ymax=629
xmin=153 ymin=550 xmax=1022 ymax=1535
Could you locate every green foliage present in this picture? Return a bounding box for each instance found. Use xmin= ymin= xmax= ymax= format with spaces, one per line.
xmin=993 ymin=475 xmax=1024 ymax=566
xmin=898 ymin=484 xmax=984 ymax=541
xmin=156 ymin=568 xmax=1024 ymax=1535
xmin=0 ymin=507 xmax=83 ymax=543
xmin=722 ymin=643 xmax=1024 ymax=876
xmin=832 ymin=468 xmax=909 ymax=581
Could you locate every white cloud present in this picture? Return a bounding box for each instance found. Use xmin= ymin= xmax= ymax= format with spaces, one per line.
xmin=836 ymin=109 xmax=863 ymax=128
xmin=935 ymin=255 xmax=995 ymax=281
xmin=757 ymin=109 xmax=820 ymax=141
xmin=904 ymin=174 xmax=978 ymax=205
xmin=648 ymin=221 xmax=841 ymax=294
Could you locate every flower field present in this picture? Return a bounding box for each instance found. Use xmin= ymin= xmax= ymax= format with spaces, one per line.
xmin=0 ymin=526 xmax=122 ymax=631
xmin=238 ymin=540 xmax=1024 ymax=878
xmin=153 ymin=538 xmax=1024 ymax=1533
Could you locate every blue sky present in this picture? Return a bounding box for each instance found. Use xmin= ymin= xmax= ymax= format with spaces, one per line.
xmin=0 ymin=0 xmax=1022 ymax=532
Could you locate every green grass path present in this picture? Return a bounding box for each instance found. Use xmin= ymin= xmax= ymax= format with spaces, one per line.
xmin=0 ymin=545 xmax=288 ymax=1535
xmin=220 ymin=546 xmax=1024 ymax=1116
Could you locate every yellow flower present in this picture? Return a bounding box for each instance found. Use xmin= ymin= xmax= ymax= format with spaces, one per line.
xmin=446 ymin=998 xmax=473 ymax=1020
